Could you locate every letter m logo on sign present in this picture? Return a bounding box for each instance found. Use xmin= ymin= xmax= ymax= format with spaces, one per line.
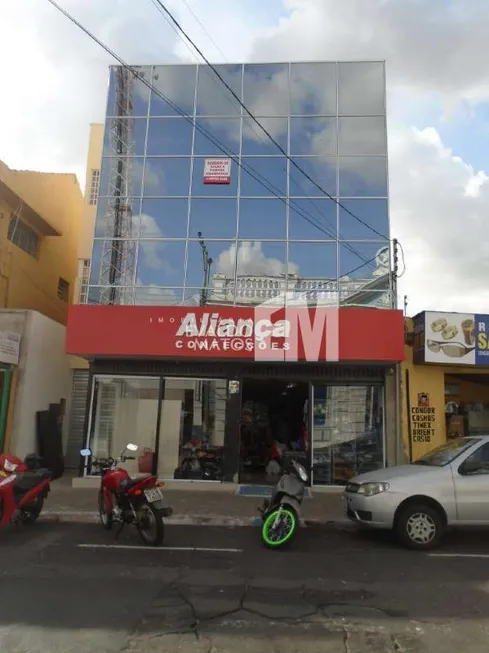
xmin=253 ymin=292 xmax=339 ymax=362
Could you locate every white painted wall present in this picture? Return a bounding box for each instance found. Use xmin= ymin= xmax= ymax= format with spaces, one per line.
xmin=8 ymin=310 xmax=71 ymax=458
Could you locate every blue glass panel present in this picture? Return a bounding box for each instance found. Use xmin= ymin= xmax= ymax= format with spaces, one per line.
xmin=186 ymin=240 xmax=237 ymax=287
xmin=136 ymin=240 xmax=186 ymax=286
xmin=99 ymin=157 xmax=144 ymax=198
xmin=235 ymin=241 xmax=287 ymax=278
xmin=240 ymin=157 xmax=287 ymax=197
xmin=241 ymin=117 xmax=288 ymax=155
xmin=140 ymin=199 xmax=189 ymax=238
xmin=339 ymin=241 xmax=389 ymax=280
xmin=338 ymin=199 xmax=389 ymax=240
xmin=339 ymin=157 xmax=387 ymax=197
xmin=134 ymin=287 xmax=184 ymax=306
xmin=338 ymin=62 xmax=385 ymax=115
xmin=150 ymin=65 xmax=196 ymax=117
xmin=146 ymin=118 xmax=193 ymax=155
xmin=144 ymin=158 xmax=191 ymax=196
xmin=194 ymin=118 xmax=240 ymax=156
xmin=191 ymin=158 xmax=238 ymax=196
xmin=196 ymin=64 xmax=242 ymax=116
xmin=338 ymin=117 xmax=387 ymax=155
xmin=89 ymin=239 xmax=138 ymax=286
xmin=290 ymin=117 xmax=337 ymax=156
xmin=289 ymin=199 xmax=337 ymax=240
xmin=94 ymin=198 xmax=142 ymax=238
xmin=89 ymin=239 xmax=104 ymax=285
xmin=238 ymin=199 xmax=286 ymax=239
xmin=106 ymin=66 xmax=151 ymax=117
xmin=289 ymin=157 xmax=337 ymax=198
xmin=243 ymin=64 xmax=289 ymax=116
xmin=189 ymin=198 xmax=237 ymax=239
xmin=288 ymin=242 xmax=337 ymax=281
xmin=290 ymin=62 xmax=337 ymax=115
xmin=103 ymin=118 xmax=147 ymax=156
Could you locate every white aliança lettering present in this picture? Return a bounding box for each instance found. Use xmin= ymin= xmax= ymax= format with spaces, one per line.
xmin=175 ymin=312 xmax=289 ymax=339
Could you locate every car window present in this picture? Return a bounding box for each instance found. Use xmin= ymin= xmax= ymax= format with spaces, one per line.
xmin=414 ymin=438 xmax=481 ymax=467
xmin=461 ymin=443 xmax=489 ymax=475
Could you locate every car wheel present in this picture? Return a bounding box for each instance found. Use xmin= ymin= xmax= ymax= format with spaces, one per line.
xmin=396 ymin=503 xmax=444 ymax=551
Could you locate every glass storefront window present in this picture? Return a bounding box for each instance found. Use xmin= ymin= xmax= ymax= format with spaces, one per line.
xmin=158 ymin=378 xmax=227 ymax=480
xmin=311 ymin=385 xmax=384 ymax=485
xmin=87 ymin=377 xmax=160 ymax=476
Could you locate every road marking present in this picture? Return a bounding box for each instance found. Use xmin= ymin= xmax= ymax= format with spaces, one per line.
xmin=428 ymin=553 xmax=489 ymax=558
xmin=77 ymin=543 xmax=243 ymax=553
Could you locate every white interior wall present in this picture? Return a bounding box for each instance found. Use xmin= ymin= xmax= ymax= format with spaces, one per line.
xmin=11 ymin=311 xmax=71 ymax=458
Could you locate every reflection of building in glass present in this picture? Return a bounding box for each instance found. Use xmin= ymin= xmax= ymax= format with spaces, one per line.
xmin=86 ymin=61 xmax=392 ymax=308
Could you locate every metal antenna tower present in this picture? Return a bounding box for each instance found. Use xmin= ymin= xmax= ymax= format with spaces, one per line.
xmin=98 ymin=67 xmax=138 ymax=305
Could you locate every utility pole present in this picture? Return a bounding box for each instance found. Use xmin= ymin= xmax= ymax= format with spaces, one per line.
xmin=198 ymin=231 xmax=213 ymax=306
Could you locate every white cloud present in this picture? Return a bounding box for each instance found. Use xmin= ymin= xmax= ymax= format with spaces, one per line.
xmin=217 ymin=241 xmax=299 ymax=277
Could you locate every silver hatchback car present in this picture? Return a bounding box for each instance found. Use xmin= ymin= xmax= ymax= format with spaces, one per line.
xmin=344 ymin=436 xmax=489 ymax=550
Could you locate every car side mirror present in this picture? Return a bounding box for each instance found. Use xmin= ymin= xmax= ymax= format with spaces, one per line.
xmin=461 ymin=459 xmax=481 ymax=475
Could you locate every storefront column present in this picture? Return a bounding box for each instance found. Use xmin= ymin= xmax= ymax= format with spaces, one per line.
xmin=384 ymin=367 xmax=406 ymax=466
xmin=222 ymin=377 xmax=241 ymax=483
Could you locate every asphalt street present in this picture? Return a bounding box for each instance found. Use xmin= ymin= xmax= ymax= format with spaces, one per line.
xmin=2 ymin=521 xmax=489 ymax=652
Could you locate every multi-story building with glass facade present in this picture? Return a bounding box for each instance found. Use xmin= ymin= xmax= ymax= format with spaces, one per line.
xmin=67 ymin=61 xmax=405 ymax=487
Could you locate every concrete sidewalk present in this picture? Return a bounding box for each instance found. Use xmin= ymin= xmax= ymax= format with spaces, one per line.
xmin=42 ymin=476 xmax=350 ymax=528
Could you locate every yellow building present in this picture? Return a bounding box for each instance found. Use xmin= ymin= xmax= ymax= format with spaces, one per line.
xmin=402 ymin=311 xmax=489 ymax=463
xmin=0 ymin=160 xmax=82 ymax=324
xmin=65 ymin=123 xmax=103 ymax=467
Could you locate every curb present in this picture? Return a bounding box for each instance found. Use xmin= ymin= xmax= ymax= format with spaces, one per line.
xmin=40 ymin=511 xmax=354 ymax=530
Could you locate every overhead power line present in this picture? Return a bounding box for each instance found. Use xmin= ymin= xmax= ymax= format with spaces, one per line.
xmin=45 ymin=0 xmax=377 ymax=271
xmin=152 ymin=0 xmax=388 ymax=241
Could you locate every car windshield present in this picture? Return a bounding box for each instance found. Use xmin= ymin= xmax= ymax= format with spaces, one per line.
xmin=413 ymin=438 xmax=481 ymax=467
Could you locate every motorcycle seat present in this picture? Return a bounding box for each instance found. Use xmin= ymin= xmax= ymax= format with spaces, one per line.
xmin=118 ymin=474 xmax=152 ymax=490
xmin=14 ymin=469 xmax=51 ymax=491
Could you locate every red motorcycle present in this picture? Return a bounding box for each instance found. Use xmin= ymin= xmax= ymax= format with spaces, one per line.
xmin=81 ymin=443 xmax=172 ymax=546
xmin=0 ymin=463 xmax=51 ymax=528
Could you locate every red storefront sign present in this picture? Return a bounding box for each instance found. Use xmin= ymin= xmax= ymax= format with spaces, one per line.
xmin=66 ymin=305 xmax=405 ymax=362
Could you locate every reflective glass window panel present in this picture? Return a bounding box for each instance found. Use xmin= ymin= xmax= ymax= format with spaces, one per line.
xmin=186 ymin=240 xmax=237 ymax=288
xmin=89 ymin=239 xmax=137 ymax=287
xmin=189 ymin=198 xmax=237 ymax=239
xmin=288 ymin=242 xmax=337 ymax=282
xmin=339 ymin=157 xmax=387 ymax=197
xmin=136 ymin=240 xmax=186 ymax=286
xmin=338 ymin=62 xmax=385 ymax=115
xmin=146 ymin=118 xmax=193 ymax=155
xmin=182 ymin=288 xmax=208 ymax=306
xmin=338 ymin=199 xmax=389 ymax=241
xmin=144 ymin=158 xmax=191 ymax=196
xmin=240 ymin=157 xmax=287 ymax=197
xmin=290 ymin=62 xmax=337 ymax=116
xmin=238 ymin=199 xmax=286 ymax=239
xmin=243 ymin=64 xmax=289 ymax=116
xmin=99 ymin=157 xmax=144 ymax=198
xmin=236 ymin=241 xmax=287 ymax=279
xmin=134 ymin=287 xmax=184 ymax=306
xmin=338 ymin=117 xmax=387 ymax=155
xmin=194 ymin=118 xmax=240 ymax=156
xmin=196 ymin=64 xmax=242 ymax=116
xmin=94 ymin=197 xmax=142 ymax=238
xmin=339 ymin=242 xmax=389 ymax=292
xmin=241 ymin=117 xmax=288 ymax=156
xmin=289 ymin=199 xmax=337 ymax=240
xmin=150 ymin=65 xmax=196 ymax=117
xmin=89 ymin=239 xmax=104 ymax=285
xmin=87 ymin=286 xmax=135 ymax=306
xmin=289 ymin=157 xmax=337 ymax=198
xmin=103 ymin=118 xmax=147 ymax=156
xmin=106 ymin=66 xmax=151 ymax=117
xmin=290 ymin=117 xmax=337 ymax=156
xmin=140 ymin=199 xmax=189 ymax=238
xmin=191 ymin=158 xmax=238 ymax=197
xmin=87 ymin=286 xmax=102 ymax=305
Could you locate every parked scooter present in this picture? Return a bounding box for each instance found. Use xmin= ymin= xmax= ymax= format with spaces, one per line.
xmin=81 ymin=443 xmax=173 ymax=547
xmin=258 ymin=458 xmax=308 ymax=549
xmin=0 ymin=464 xmax=51 ymax=528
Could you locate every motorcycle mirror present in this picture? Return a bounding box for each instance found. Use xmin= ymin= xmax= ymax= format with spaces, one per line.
xmin=80 ymin=448 xmax=92 ymax=457
xmin=126 ymin=443 xmax=138 ymax=452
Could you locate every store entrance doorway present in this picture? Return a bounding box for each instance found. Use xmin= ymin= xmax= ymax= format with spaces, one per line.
xmin=239 ymin=378 xmax=309 ymax=485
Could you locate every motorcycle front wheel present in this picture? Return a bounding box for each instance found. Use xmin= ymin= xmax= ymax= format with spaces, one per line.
xmin=21 ymin=496 xmax=44 ymax=524
xmin=136 ymin=502 xmax=164 ymax=546
xmin=261 ymin=506 xmax=298 ymax=549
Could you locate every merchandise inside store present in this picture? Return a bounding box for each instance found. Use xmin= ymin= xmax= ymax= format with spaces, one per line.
xmin=445 ymin=373 xmax=489 ymax=439
xmin=85 ymin=373 xmax=387 ymax=487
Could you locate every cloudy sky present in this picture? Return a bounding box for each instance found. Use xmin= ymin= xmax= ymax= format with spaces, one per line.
xmin=2 ymin=0 xmax=489 ymax=315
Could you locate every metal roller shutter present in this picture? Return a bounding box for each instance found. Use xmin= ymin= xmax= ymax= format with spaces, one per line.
xmin=65 ymin=370 xmax=89 ymax=469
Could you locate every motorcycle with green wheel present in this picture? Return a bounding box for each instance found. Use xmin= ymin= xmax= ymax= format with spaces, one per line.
xmin=258 ymin=459 xmax=308 ymax=549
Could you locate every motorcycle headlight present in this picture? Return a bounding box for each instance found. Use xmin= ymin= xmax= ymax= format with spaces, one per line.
xmin=357 ymin=482 xmax=389 ymax=497
xmin=4 ymin=460 xmax=17 ymax=472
